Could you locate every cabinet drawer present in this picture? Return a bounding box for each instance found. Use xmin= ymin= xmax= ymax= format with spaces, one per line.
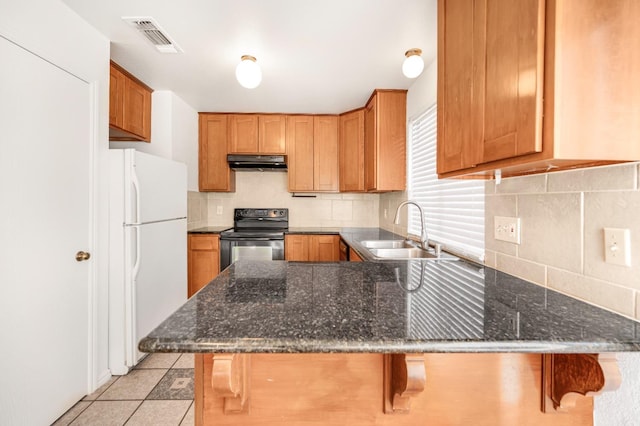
xmin=189 ymin=235 xmax=219 ymax=251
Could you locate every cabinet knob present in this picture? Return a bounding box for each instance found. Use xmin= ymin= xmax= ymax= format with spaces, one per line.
xmin=75 ymin=251 xmax=91 ymax=262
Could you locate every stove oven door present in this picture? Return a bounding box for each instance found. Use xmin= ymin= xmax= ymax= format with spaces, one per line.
xmin=219 ymin=238 xmax=285 ymax=271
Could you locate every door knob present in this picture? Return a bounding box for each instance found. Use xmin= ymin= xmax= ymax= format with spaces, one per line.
xmin=76 ymin=251 xmax=91 ymax=262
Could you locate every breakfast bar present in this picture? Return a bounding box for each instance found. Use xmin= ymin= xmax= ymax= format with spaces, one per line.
xmin=140 ymin=233 xmax=640 ymax=426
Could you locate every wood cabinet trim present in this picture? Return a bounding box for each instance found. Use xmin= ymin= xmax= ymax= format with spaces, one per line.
xmin=383 ymin=354 xmax=426 ymax=414
xmin=110 ymin=60 xmax=153 ymax=92
xmin=542 ymin=353 xmax=620 ymax=413
xmin=211 ymin=354 xmax=251 ymax=414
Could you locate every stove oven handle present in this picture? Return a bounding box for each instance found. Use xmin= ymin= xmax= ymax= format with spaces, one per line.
xmin=221 ymin=237 xmax=284 ymax=242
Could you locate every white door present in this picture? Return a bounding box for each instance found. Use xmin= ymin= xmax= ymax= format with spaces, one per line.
xmin=0 ymin=36 xmax=92 ymax=424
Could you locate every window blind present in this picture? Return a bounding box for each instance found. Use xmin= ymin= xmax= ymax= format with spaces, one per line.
xmin=407 ymin=104 xmax=485 ymax=262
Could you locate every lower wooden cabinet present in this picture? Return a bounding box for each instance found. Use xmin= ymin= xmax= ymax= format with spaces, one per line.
xmin=187 ymin=234 xmax=220 ymax=297
xmin=285 ymin=234 xmax=340 ymax=261
xmin=350 ymin=248 xmax=363 ymax=262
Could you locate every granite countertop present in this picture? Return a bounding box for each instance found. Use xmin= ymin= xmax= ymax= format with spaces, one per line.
xmin=140 ymin=254 xmax=640 ymax=354
xmin=188 ymin=226 xmax=232 ymax=234
xmin=286 ymin=227 xmax=342 ymax=234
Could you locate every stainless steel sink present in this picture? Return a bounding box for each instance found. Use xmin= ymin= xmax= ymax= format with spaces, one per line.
xmin=364 ymin=246 xmax=459 ymax=261
xmin=359 ymin=240 xmax=416 ymax=249
xmin=368 ymin=248 xmax=438 ymax=259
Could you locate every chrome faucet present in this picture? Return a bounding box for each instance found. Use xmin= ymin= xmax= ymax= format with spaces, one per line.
xmin=393 ymin=200 xmax=428 ymax=250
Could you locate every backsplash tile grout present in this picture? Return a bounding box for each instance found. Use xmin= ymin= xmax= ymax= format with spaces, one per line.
xmin=486 ymin=162 xmax=640 ymax=320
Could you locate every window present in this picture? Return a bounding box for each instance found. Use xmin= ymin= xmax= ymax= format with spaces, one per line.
xmin=407 ymin=104 xmax=485 ymax=262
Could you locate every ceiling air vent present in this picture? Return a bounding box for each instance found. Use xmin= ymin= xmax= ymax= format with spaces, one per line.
xmin=122 ymin=17 xmax=183 ymax=54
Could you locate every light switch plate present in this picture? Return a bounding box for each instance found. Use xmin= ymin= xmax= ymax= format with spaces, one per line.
xmin=604 ymin=228 xmax=631 ymax=266
xmin=216 ymin=205 xmax=223 ymax=215
xmin=494 ymin=216 xmax=521 ymax=244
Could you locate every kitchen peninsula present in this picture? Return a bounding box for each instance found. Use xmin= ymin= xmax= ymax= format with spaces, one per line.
xmin=140 ymin=229 xmax=640 ymax=425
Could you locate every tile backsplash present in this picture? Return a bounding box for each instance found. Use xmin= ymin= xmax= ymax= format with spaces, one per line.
xmin=485 ymin=163 xmax=640 ymax=320
xmin=188 ymin=172 xmax=380 ymax=228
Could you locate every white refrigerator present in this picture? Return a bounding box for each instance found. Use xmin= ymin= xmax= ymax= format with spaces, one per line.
xmin=109 ymin=149 xmax=187 ymax=374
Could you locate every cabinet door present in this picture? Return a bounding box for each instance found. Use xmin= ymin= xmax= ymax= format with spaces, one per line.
xmin=480 ymin=0 xmax=544 ymax=163
xmin=339 ymin=109 xmax=365 ymax=192
xmin=375 ymin=91 xmax=406 ymax=191
xmin=259 ymin=115 xmax=286 ymax=154
xmin=285 ymin=234 xmax=310 ymax=261
xmin=437 ymin=0 xmax=480 ymax=173
xmin=350 ymin=248 xmax=363 ymax=262
xmin=199 ymin=114 xmax=235 ymax=191
xmin=437 ymin=0 xmax=543 ymax=174
xmin=228 ymin=114 xmax=259 ymax=153
xmin=310 ymin=235 xmax=340 ymax=261
xmin=123 ymin=77 xmax=151 ymax=141
xmin=188 ymin=235 xmax=220 ymax=297
xmin=313 ymin=116 xmax=339 ymax=192
xmin=109 ymin=66 xmax=124 ymax=128
xmin=364 ymin=96 xmax=377 ymax=191
xmin=286 ymin=115 xmax=315 ymax=192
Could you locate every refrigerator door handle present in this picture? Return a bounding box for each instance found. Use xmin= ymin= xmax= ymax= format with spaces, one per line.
xmin=131 ymin=165 xmax=142 ymax=280
xmin=132 ymin=224 xmax=141 ymax=281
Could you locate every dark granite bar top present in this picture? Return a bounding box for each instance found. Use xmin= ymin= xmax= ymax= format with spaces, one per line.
xmin=286 ymin=227 xmax=342 ymax=235
xmin=140 ymin=257 xmax=640 ymax=354
xmin=188 ymin=226 xmax=232 ymax=234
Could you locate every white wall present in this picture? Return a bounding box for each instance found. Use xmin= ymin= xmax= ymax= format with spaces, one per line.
xmin=0 ymin=0 xmax=111 ymax=391
xmin=379 ymin=59 xmax=437 ymax=235
xmin=171 ymin=94 xmax=200 ymax=191
xmin=112 ymin=90 xmax=199 ymax=190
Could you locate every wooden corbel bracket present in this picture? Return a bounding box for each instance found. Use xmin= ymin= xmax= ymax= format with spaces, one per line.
xmin=211 ymin=353 xmax=251 ymax=414
xmin=542 ymin=353 xmax=621 ymax=413
xmin=383 ymin=353 xmax=427 ymax=414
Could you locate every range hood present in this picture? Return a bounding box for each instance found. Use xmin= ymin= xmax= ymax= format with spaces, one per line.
xmin=227 ymin=154 xmax=287 ymax=171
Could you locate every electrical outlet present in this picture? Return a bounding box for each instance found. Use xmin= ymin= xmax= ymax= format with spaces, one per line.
xmin=604 ymin=228 xmax=631 ymax=266
xmin=216 ymin=205 xmax=223 ymax=215
xmin=384 ymin=209 xmax=388 ymax=219
xmin=494 ymin=216 xmax=521 ymax=244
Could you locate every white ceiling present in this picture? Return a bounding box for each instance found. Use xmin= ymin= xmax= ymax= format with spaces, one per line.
xmin=62 ymin=0 xmax=437 ymax=114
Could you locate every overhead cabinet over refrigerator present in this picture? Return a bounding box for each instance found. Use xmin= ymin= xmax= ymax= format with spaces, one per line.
xmin=108 ymin=149 xmax=187 ymax=374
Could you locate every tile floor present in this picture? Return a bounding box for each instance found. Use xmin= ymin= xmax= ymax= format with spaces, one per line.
xmin=52 ymin=353 xmax=194 ymax=426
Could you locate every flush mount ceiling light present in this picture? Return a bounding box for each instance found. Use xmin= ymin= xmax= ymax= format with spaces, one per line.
xmin=235 ymin=55 xmax=262 ymax=89
xmin=402 ymin=48 xmax=424 ymax=79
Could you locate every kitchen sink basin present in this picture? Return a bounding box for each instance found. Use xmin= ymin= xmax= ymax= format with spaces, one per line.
xmin=360 ymin=240 xmax=416 ymax=249
xmin=365 ymin=247 xmax=458 ymax=261
xmin=368 ymin=248 xmax=439 ymax=259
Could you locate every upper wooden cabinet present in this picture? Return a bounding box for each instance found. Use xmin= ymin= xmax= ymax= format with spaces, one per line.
xmin=339 ymin=109 xmax=365 ymax=192
xmin=109 ymin=61 xmax=153 ymax=142
xmin=228 ymin=114 xmax=286 ymax=154
xmin=287 ymin=115 xmax=339 ymax=192
xmin=313 ymin=116 xmax=339 ymax=192
xmin=437 ymin=0 xmax=640 ymax=178
xmin=228 ymin=114 xmax=259 ymax=153
xmin=199 ymin=114 xmax=235 ymax=192
xmin=364 ymin=90 xmax=407 ymax=192
xmin=287 ymin=115 xmax=315 ymax=192
xmin=199 ymin=89 xmax=407 ymax=193
xmin=259 ymin=115 xmax=287 ymax=154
